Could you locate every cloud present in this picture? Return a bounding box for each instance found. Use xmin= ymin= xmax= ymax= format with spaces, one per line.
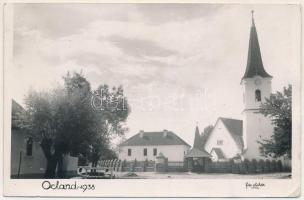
xmin=135 ymin=4 xmax=222 ymax=24
xmin=107 ymin=35 xmax=178 ymax=58
xmin=14 ymin=4 xmax=141 ymax=38
xmin=11 ymin=4 xmax=300 ymax=145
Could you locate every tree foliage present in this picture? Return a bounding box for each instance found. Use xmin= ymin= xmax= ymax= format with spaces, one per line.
xmin=17 ymin=72 xmax=130 ymax=178
xmin=258 ymin=85 xmax=292 ymax=158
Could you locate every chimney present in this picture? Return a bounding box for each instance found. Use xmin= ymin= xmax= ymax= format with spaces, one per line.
xmin=139 ymin=130 xmax=144 ymax=138
xmin=163 ymin=129 xmax=168 ymax=137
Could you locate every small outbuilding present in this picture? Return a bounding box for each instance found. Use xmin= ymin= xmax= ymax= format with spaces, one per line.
xmin=185 ymin=148 xmax=211 ymax=172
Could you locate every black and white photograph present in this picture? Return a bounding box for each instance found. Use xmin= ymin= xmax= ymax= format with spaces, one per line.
xmin=2 ymin=2 xmax=301 ymax=197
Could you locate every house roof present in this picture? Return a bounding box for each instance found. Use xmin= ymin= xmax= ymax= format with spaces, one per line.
xmin=120 ymin=130 xmax=191 ymax=147
xmin=242 ymin=15 xmax=272 ymax=80
xmin=220 ymin=117 xmax=244 ymax=150
xmin=185 ymin=148 xmax=211 ymax=158
xmin=12 ymin=99 xmax=25 ymax=114
xmin=12 ymin=99 xmax=25 ymax=129
xmin=211 ymin=148 xmax=226 ymax=159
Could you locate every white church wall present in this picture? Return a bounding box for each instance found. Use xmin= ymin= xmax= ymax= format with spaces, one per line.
xmin=242 ymin=110 xmax=273 ymax=160
xmin=242 ymin=75 xmax=274 ymax=160
xmin=242 ymin=76 xmax=272 ymax=110
xmin=204 ymin=120 xmax=241 ymax=159
xmin=118 ymin=145 xmax=190 ymax=162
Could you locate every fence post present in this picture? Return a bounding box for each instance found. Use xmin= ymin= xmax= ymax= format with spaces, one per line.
xmin=121 ymin=160 xmax=125 ymax=172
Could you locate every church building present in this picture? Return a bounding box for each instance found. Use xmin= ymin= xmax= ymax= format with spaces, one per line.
xmin=200 ymin=12 xmax=274 ymax=161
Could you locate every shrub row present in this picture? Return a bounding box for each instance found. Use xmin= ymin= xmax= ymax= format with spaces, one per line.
xmin=204 ymin=159 xmax=290 ymax=174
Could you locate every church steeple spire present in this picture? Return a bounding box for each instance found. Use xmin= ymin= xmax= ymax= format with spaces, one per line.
xmin=193 ymin=125 xmax=202 ymax=150
xmin=251 ymin=10 xmax=255 ymax=25
xmin=242 ymin=11 xmax=272 ymax=80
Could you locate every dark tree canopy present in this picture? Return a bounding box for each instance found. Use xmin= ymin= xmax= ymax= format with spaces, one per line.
xmin=17 ymin=71 xmax=130 ymax=178
xmin=258 ymin=85 xmax=292 ymax=159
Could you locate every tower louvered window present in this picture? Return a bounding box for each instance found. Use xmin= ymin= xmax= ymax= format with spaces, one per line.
xmin=255 ymin=89 xmax=261 ymax=102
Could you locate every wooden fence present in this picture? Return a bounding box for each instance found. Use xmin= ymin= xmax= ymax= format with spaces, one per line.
xmin=95 ymin=159 xmax=186 ymax=172
xmin=85 ymin=158 xmax=291 ymax=174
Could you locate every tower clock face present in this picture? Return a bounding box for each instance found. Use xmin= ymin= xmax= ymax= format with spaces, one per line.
xmin=254 ymin=79 xmax=261 ymax=85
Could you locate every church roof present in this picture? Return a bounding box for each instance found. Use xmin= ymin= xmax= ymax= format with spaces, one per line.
xmin=120 ymin=130 xmax=191 ymax=147
xmin=220 ymin=117 xmax=244 ymax=150
xmin=242 ymin=12 xmax=272 ymax=80
xmin=185 ymin=148 xmax=211 ymax=158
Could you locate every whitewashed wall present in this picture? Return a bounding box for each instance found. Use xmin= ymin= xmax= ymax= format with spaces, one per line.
xmin=242 ymin=76 xmax=274 ymax=160
xmin=242 ymin=110 xmax=273 ymax=160
xmin=118 ymin=145 xmax=190 ymax=162
xmin=204 ymin=120 xmax=241 ymax=159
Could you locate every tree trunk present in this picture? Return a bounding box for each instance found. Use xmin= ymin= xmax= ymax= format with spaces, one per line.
xmin=40 ymin=138 xmax=65 ymax=178
xmin=44 ymin=156 xmax=58 ymax=179
xmin=57 ymin=155 xmax=64 ymax=178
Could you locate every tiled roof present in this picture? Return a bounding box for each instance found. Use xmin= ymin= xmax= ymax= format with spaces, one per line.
xmin=211 ymin=148 xmax=225 ymax=159
xmin=185 ymin=148 xmax=211 ymax=158
xmin=220 ymin=117 xmax=244 ymax=150
xmin=12 ymin=99 xmax=25 ymax=114
xmin=242 ymin=18 xmax=272 ymax=79
xmin=120 ymin=130 xmax=190 ymax=147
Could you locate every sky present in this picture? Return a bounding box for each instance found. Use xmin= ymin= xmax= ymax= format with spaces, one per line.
xmin=9 ymin=4 xmax=300 ymax=146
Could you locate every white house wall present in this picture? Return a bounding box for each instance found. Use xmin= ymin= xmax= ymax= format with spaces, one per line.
xmin=204 ymin=120 xmax=241 ymax=159
xmin=118 ymin=145 xmax=190 ymax=162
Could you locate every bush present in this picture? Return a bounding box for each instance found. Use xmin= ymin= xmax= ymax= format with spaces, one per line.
xmin=248 ymin=159 xmax=257 ymax=174
xmin=265 ymin=159 xmax=271 ymax=173
xmin=231 ymin=164 xmax=239 ymax=174
xmin=231 ymin=161 xmax=240 ymax=174
xmin=239 ymin=162 xmax=247 ymax=174
xmin=243 ymin=159 xmax=250 ymax=174
xmin=276 ymin=160 xmax=283 ymax=172
xmin=271 ymin=160 xmax=277 ymax=172
xmin=257 ymin=159 xmax=265 ymax=173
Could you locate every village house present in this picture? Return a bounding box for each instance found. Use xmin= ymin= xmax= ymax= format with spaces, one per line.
xmin=203 ymin=118 xmax=243 ymax=161
xmin=118 ymin=130 xmax=191 ymax=162
xmin=10 ymin=99 xmax=79 ymax=178
xmin=11 ymin=99 xmax=46 ymax=178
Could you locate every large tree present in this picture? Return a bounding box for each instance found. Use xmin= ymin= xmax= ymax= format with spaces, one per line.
xmin=258 ymin=85 xmax=292 ymax=159
xmin=17 ymin=72 xmax=130 ymax=178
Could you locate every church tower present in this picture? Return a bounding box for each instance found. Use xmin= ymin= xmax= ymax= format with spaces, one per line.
xmin=241 ymin=11 xmax=274 ymax=160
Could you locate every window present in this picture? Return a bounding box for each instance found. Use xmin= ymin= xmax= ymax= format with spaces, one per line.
xmin=255 ymin=89 xmax=261 ymax=102
xmin=143 ymin=148 xmax=147 ymax=156
xmin=217 ymin=140 xmax=223 ymax=145
xmin=153 ymin=148 xmax=157 ymax=156
xmin=128 ymin=149 xmax=131 ymax=156
xmin=26 ymin=137 xmax=33 ymax=156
